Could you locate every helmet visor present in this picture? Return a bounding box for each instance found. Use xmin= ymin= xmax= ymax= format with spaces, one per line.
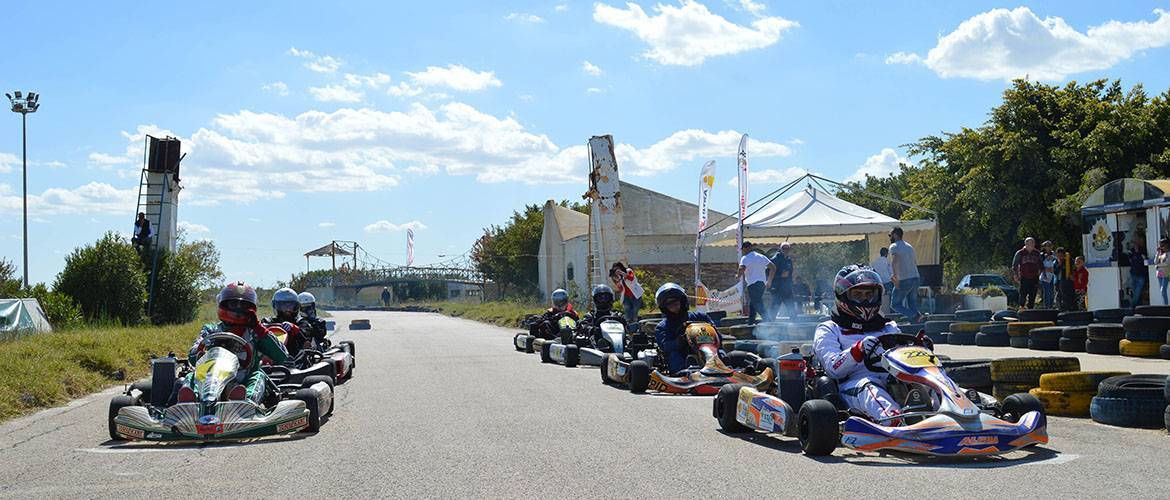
xmin=273 ymin=300 xmax=299 ymax=315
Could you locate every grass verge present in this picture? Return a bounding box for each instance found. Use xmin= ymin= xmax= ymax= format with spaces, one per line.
xmin=422 ymin=300 xmax=543 ymax=328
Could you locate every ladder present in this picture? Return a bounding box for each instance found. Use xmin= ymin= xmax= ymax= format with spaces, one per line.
xmin=587 ymin=205 xmax=605 ymax=291
xmin=134 ymin=168 xmax=174 ymax=316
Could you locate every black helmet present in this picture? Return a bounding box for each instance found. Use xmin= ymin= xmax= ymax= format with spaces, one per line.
xmin=591 ymin=284 xmax=615 ymax=312
xmin=832 ymin=265 xmax=883 ymax=326
xmin=655 ymin=283 xmax=688 ymax=317
xmin=551 ymin=288 xmax=569 ymax=310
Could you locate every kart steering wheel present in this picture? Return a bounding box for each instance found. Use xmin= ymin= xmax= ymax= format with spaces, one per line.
xmin=862 ymin=333 xmax=924 ymax=372
xmin=293 ymin=349 xmax=324 ymax=368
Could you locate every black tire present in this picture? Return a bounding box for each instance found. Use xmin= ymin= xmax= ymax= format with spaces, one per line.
xmin=1009 ymin=336 xmax=1029 ymax=348
xmin=1096 ymin=374 xmax=1167 ymax=400
xmin=129 ymin=380 xmax=152 ymax=404
xmin=1122 ymin=315 xmax=1170 ymax=332
xmin=540 ymin=342 xmax=552 ymax=363
xmin=941 ymin=358 xmax=993 ymax=370
xmin=1161 ymin=344 xmax=1170 ymax=360
xmin=1057 ymin=311 xmax=1094 ymax=324
xmin=1028 ymin=327 xmax=1064 ymax=341
xmin=1028 ymin=338 xmax=1060 ymax=351
xmin=293 ymin=388 xmax=323 ymax=432
xmin=340 ymin=340 xmax=356 ymax=359
xmin=108 ymin=395 xmax=136 ymax=441
xmin=1134 ymin=305 xmax=1170 ymax=316
xmin=993 ymin=382 xmax=1034 ymax=402
xmin=797 ymin=399 xmax=840 ymax=456
xmin=600 ymin=354 xmax=615 ymax=385
xmin=1001 ymin=393 xmax=1046 ymax=422
xmin=947 ymin=331 xmax=976 ymax=345
xmin=1062 ymin=326 xmax=1088 ymax=340
xmin=898 ymin=323 xmax=925 ymax=335
xmin=1093 ymin=308 xmax=1128 ymax=322
xmin=924 ymin=331 xmax=947 ymax=345
xmin=524 ymin=336 xmax=535 ymax=353
xmin=1087 ymin=323 xmax=1124 ymax=338
xmin=925 ymin=314 xmax=955 ymax=321
xmin=1019 ymin=309 xmax=1059 ymax=322
xmin=628 ymin=360 xmax=651 ymax=394
xmin=1165 ymin=406 xmax=1170 ymax=430
xmin=1124 ymin=330 xmax=1165 ymax=342
xmin=992 ymin=310 xmax=1018 ymax=322
xmin=1058 ymin=337 xmax=1087 ymax=352
xmin=955 ymin=309 xmax=993 ymax=322
xmin=979 ymin=323 xmax=1009 ymax=335
xmin=1090 ymin=396 xmax=1168 ymax=428
xmin=946 ymin=363 xmax=991 ymax=388
xmin=715 ymin=384 xmax=749 ymax=432
xmin=1085 ymin=338 xmax=1120 ymax=355
xmin=564 ymin=345 xmax=580 ymax=368
xmin=726 ymin=350 xmax=757 ymax=369
xmin=513 ymin=334 xmax=524 ymax=352
xmin=975 ymin=333 xmax=1011 ymax=347
xmin=302 ymin=375 xmax=334 ymax=417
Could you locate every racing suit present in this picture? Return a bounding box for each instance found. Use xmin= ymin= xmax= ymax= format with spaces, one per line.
xmin=655 ymin=311 xmax=713 ymax=374
xmin=529 ymin=306 xmax=578 ymax=340
xmin=812 ymin=319 xmax=902 ymax=422
xmin=579 ymin=309 xmax=627 ymax=344
xmin=188 ymin=320 xmax=290 ymax=405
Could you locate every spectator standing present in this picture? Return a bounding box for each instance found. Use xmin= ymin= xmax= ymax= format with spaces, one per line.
xmin=1156 ymin=239 xmax=1170 ymax=305
xmin=1073 ymin=256 xmax=1089 ymax=310
xmin=381 ymin=287 xmax=391 ymax=307
xmin=610 ymin=262 xmax=644 ymax=326
xmin=793 ymin=277 xmax=811 ymax=315
xmin=1039 ymin=264 xmax=1056 ymax=309
xmin=1054 ymin=247 xmax=1074 ymax=311
xmin=132 ymin=212 xmax=152 ymax=254
xmin=870 ymin=247 xmax=894 ymax=314
xmin=1128 ymin=240 xmax=1148 ymax=306
xmin=736 ymin=241 xmax=775 ymax=324
xmin=888 ymin=227 xmax=923 ymax=322
xmin=1012 ymin=237 xmax=1043 ymax=308
xmin=769 ymin=243 xmax=796 ymax=319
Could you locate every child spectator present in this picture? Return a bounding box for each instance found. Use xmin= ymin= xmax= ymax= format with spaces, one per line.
xmin=1156 ymin=239 xmax=1170 ymax=305
xmin=1073 ymin=256 xmax=1089 ymax=310
xmin=1039 ymin=263 xmax=1056 ymax=309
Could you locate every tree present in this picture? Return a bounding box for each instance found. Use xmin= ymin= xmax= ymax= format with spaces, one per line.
xmin=472 ymin=202 xmax=583 ymax=298
xmin=176 ymin=238 xmax=224 ymax=289
xmin=54 ymin=232 xmax=147 ymax=325
xmin=148 ymin=249 xmax=203 ymax=325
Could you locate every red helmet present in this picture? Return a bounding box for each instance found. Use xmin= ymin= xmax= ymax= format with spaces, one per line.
xmin=833 ymin=265 xmax=883 ymax=325
xmin=216 ymin=281 xmax=258 ymax=326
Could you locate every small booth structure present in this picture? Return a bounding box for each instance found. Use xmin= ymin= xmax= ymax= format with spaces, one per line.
xmin=1080 ymin=178 xmax=1170 ymax=309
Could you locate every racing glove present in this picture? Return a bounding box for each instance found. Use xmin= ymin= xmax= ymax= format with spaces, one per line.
xmin=850 ymin=336 xmax=880 ymax=362
xmin=915 ymin=330 xmax=934 ymax=351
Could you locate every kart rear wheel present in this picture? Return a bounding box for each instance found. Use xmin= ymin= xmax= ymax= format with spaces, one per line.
xmin=1001 ymin=393 xmax=1045 ymax=423
xmin=628 ymin=360 xmax=651 ymax=394
xmin=514 ymin=334 xmax=524 ymax=352
xmin=540 ymin=342 xmax=553 ymax=363
xmin=303 ymin=375 xmax=335 ymax=417
xmin=108 ymin=395 xmax=136 ymax=441
xmin=524 ymin=336 xmax=535 ymax=354
xmin=797 ymin=399 xmax=839 ymax=456
xmin=130 ymin=380 xmax=152 ymax=404
xmin=715 ymin=384 xmax=749 ymax=433
xmin=293 ymin=389 xmax=323 ymax=432
xmin=564 ymin=345 xmax=580 ymax=368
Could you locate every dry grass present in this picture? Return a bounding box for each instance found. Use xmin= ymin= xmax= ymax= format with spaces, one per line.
xmin=422 ymin=300 xmax=543 ymax=328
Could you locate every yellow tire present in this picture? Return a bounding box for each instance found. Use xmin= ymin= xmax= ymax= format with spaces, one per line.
xmin=1038 ymin=371 xmax=1131 ymax=392
xmin=1028 ymin=388 xmax=1093 ymax=416
xmin=1006 ymin=321 xmax=1056 ymax=337
xmin=949 ymin=322 xmax=989 ymax=333
xmin=1119 ymin=339 xmax=1163 ymax=358
xmin=990 ymin=356 xmax=1081 ymax=383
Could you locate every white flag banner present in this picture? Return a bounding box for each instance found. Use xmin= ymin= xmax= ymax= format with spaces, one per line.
xmin=406 ymin=228 xmax=415 ymax=267
xmin=695 ymin=160 xmax=716 ymax=311
xmin=736 ymin=134 xmax=749 ymax=315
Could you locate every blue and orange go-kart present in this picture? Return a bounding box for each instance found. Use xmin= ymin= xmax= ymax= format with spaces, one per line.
xmin=603 ymin=322 xmax=774 ymax=395
xmin=713 ymin=333 xmax=1048 ymax=456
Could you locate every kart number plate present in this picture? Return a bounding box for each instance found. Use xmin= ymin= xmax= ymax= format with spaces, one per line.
xmin=196 ymin=423 xmax=224 ymax=435
xmin=116 ymin=424 xmax=145 ymax=439
xmin=276 ymin=416 xmax=308 ymax=433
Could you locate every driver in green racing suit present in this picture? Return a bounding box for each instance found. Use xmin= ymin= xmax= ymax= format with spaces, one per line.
xmin=182 ymin=281 xmax=291 ymax=406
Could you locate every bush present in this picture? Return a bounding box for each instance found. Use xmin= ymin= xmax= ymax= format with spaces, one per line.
xmin=0 ymin=258 xmax=19 ymax=298
xmin=54 ymin=232 xmax=147 ymax=325
xmin=21 ymin=284 xmax=83 ymax=330
xmin=147 ymin=250 xmax=201 ymax=325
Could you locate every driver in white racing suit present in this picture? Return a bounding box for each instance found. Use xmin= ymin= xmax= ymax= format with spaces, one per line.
xmin=813 ymin=265 xmax=903 ymax=423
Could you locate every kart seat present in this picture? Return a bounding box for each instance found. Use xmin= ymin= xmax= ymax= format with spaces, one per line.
xmin=814 ymin=376 xmax=848 ymax=411
xmin=699 ymin=366 xmax=734 ymax=377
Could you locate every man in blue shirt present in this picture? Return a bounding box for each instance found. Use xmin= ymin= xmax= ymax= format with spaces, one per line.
xmin=653 ymin=283 xmax=712 ymax=374
xmin=769 ymin=243 xmax=796 ymax=320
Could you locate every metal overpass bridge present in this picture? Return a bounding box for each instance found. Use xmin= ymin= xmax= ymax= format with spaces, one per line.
xmin=302 ymin=241 xmax=483 ymax=304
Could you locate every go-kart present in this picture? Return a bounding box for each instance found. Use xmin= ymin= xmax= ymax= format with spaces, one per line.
xmin=268 ymin=323 xmax=355 ymax=383
xmin=108 ymin=333 xmax=333 ymax=442
xmin=542 ymin=317 xmax=635 ymax=367
xmin=605 ymin=322 xmax=774 ymax=395
xmin=514 ymin=313 xmax=575 ymax=353
xmin=712 ymin=333 xmax=1048 ymax=456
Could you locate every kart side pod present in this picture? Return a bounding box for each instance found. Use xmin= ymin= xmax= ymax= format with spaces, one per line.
xmin=714 ymin=384 xmax=796 ymax=437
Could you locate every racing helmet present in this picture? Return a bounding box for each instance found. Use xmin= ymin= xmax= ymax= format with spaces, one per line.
xmin=833 ymin=265 xmax=883 ymax=324
xmin=216 ymin=281 xmax=258 ymax=326
xmin=272 ymin=287 xmax=300 ymax=320
xmin=591 ymin=284 xmax=615 ymax=313
xmin=551 ymin=288 xmax=569 ymax=310
xmin=655 ymin=283 xmax=688 ymax=317
xmin=298 ymin=291 xmax=317 ymax=318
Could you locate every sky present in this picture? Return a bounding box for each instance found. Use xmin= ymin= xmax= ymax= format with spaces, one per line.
xmin=2 ymin=1 xmax=1170 ymax=286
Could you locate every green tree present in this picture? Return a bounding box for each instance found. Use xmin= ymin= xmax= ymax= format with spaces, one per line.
xmin=147 ymin=249 xmax=202 ymax=325
xmin=54 ymin=232 xmax=147 ymax=325
xmin=175 ymin=238 xmax=224 ymax=289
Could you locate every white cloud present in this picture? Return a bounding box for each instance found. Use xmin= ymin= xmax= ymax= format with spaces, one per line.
xmin=884 ymin=51 xmax=922 ymax=65
xmin=287 ymin=46 xmax=342 ymax=73
xmin=518 ymin=94 xmax=535 ymax=102
xmin=364 ymin=220 xmax=427 ymax=233
xmin=727 ymin=166 xmax=814 ymax=187
xmin=787 ymin=138 xmax=804 ymax=145
xmin=44 ymin=160 xmax=66 ymax=169
xmin=344 ymin=73 xmax=392 ymax=89
xmin=88 ymin=152 xmax=130 ymax=166
xmin=505 ymin=12 xmax=544 ymax=23
xmin=261 ymin=81 xmax=290 ymax=96
xmin=318 ymin=222 xmax=336 ymax=228
xmin=555 ymin=4 xmax=569 ymax=12
xmin=586 ymin=87 xmax=604 ymax=94
xmin=593 ymin=0 xmax=798 ymax=66
xmin=0 ymin=181 xmax=136 ymax=216
xmin=846 ymin=148 xmax=908 ymax=183
xmin=178 ymin=221 xmax=210 ymax=234
xmin=582 ymin=60 xmax=603 ymax=76
xmin=405 ymin=64 xmax=502 ymax=92
xmin=0 ymin=153 xmax=17 ymax=173
xmin=309 ymin=84 xmax=364 ymax=103
xmin=738 ymin=0 xmax=766 ymax=17
xmin=890 ymin=8 xmax=1170 ymax=81
xmin=387 ymin=82 xmax=424 ymax=97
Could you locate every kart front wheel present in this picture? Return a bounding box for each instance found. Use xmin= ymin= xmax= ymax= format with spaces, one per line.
xmin=108 ymin=395 xmax=136 ymax=441
xmin=540 ymin=342 xmax=553 ymax=363
xmin=600 ymin=354 xmax=615 ymax=385
xmin=715 ymin=384 xmax=749 ymax=433
xmin=564 ymin=345 xmax=580 ymax=368
xmin=628 ymin=360 xmax=650 ymax=394
xmin=1001 ymin=393 xmax=1045 ymax=423
xmin=293 ymin=389 xmax=323 ymax=432
xmin=303 ymin=375 xmax=335 ymax=417
xmin=798 ymin=399 xmax=839 ymax=456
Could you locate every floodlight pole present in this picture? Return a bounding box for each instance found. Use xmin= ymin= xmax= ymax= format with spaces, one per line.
xmin=21 ymin=111 xmax=27 ymax=289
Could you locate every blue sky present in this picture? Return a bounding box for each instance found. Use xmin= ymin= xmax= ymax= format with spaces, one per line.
xmin=2 ymin=1 xmax=1170 ymax=286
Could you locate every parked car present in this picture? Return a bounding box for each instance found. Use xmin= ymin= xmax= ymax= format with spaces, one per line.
xmin=955 ymin=274 xmax=1019 ymax=306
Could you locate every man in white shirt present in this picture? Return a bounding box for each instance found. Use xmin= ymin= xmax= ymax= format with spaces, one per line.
xmin=870 ymin=247 xmax=894 ymax=314
xmin=737 ymin=241 xmax=775 ymax=324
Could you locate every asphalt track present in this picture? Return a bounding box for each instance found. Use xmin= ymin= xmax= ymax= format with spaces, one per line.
xmin=3 ymin=311 xmax=1170 ymax=498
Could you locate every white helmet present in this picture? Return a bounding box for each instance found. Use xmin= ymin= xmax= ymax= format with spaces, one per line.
xmin=297 ymin=291 xmax=317 ymax=318
xmin=272 ymin=287 xmax=299 ymax=319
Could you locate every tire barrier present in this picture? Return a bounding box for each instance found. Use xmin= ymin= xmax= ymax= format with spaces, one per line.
xmin=1039 ymin=371 xmax=1130 ymax=393
xmin=949 ymin=322 xmax=989 ymax=333
xmin=946 ymin=330 xmax=977 ymax=345
xmin=990 ymin=357 xmax=1080 ymax=385
xmin=992 ymin=309 xmax=1018 ymax=322
xmin=1119 ymin=339 xmax=1163 ymax=358
xmin=1090 ymin=375 xmax=1169 ymax=429
xmin=1018 ymin=309 xmax=1060 ymax=323
xmin=1057 ymin=310 xmax=1094 ymax=326
xmin=348 ymin=319 xmax=371 ymax=330
xmin=1028 ymin=388 xmax=1093 ymax=416
xmin=1134 ymin=305 xmax=1170 ymax=316
xmin=1028 ymin=327 xmax=1064 ymax=351
xmin=955 ymin=309 xmax=993 ymax=322
xmin=1093 ymin=308 xmax=1130 ymax=323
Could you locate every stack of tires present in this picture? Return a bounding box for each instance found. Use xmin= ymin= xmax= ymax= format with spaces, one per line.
xmin=1090 ymin=374 xmax=1169 ymax=429
xmin=1119 ymin=313 xmax=1170 ymax=358
xmin=1086 ymin=323 xmax=1124 ymax=355
xmin=976 ymin=322 xmax=1010 ymax=346
xmin=897 ymin=322 xmax=925 ymax=335
xmin=943 ymin=358 xmax=992 ymax=396
xmin=989 ymin=357 xmax=1080 ymax=402
xmin=1057 ymin=310 xmax=1094 ymax=327
xmin=923 ymin=317 xmax=954 ymax=345
xmin=1028 ymin=371 xmax=1129 ymax=417
xmin=1059 ymin=326 xmax=1088 ymax=352
xmin=1093 ymin=308 xmax=1130 ymax=323
xmin=947 ymin=309 xmax=992 ymax=345
xmin=1028 ymin=326 xmax=1065 ymax=351
xmin=1006 ymin=322 xmax=1055 ymax=348
xmin=992 ymin=310 xmax=1018 ymax=322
